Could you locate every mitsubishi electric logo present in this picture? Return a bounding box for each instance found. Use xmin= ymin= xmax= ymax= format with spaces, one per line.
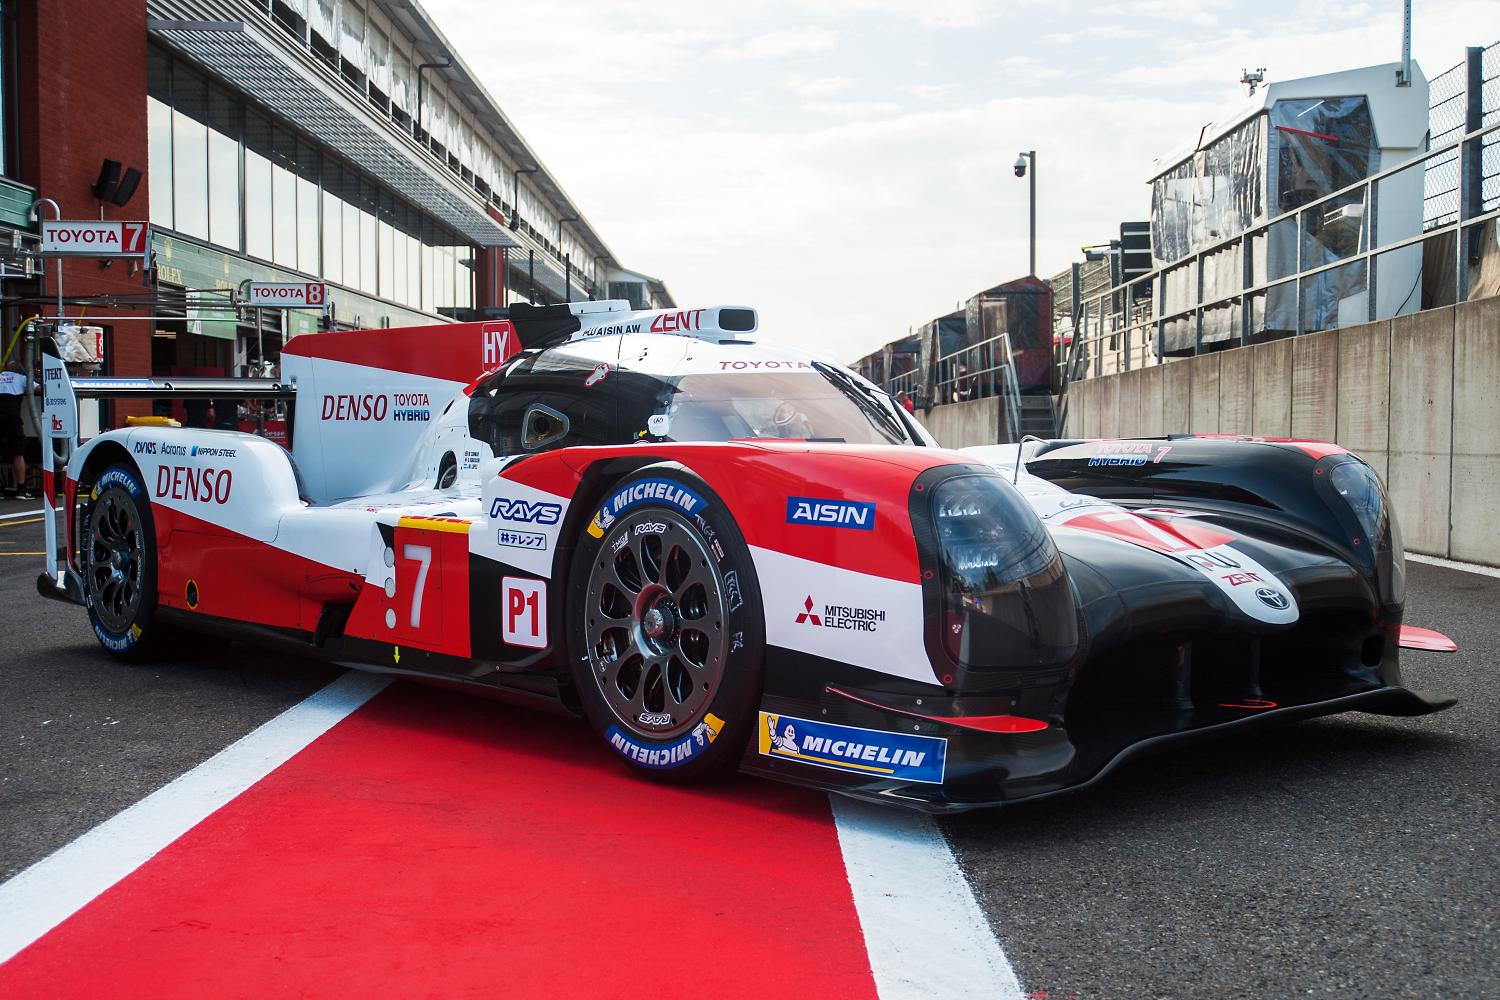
xmin=796 ymin=596 xmax=822 ymax=626
xmin=795 ymin=596 xmax=884 ymax=632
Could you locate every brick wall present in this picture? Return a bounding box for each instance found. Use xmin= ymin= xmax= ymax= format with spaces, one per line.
xmin=16 ymin=1 xmax=153 ymax=417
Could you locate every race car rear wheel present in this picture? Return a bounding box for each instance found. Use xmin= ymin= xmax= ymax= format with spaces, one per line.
xmin=567 ymin=469 xmax=764 ymax=782
xmin=82 ymin=464 xmax=171 ymax=661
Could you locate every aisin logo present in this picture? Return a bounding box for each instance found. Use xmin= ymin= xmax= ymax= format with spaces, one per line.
xmin=1255 ymin=587 xmax=1290 ymax=610
xmin=795 ymin=596 xmax=822 ymax=626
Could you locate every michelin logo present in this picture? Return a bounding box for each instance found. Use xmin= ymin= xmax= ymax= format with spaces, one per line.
xmin=758 ymin=712 xmax=946 ymax=784
xmin=589 ymin=478 xmax=706 ymax=539
xmin=605 ymin=713 xmax=725 ymax=769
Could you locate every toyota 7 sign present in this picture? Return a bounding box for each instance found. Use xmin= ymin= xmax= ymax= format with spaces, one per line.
xmin=40 ymin=221 xmax=150 ymax=257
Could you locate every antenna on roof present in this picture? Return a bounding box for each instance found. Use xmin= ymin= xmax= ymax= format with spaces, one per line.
xmin=1240 ymin=67 xmax=1266 ymax=96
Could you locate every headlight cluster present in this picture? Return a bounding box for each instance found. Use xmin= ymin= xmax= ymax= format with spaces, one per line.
xmin=1327 ymin=459 xmax=1404 ymax=606
xmin=930 ymin=475 xmax=1078 ymax=669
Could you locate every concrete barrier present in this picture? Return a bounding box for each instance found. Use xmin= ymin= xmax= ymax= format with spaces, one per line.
xmin=1451 ymin=296 xmax=1500 ymax=565
xmin=1250 ymin=339 xmax=1292 ymax=436
xmin=910 ymin=295 xmax=1500 ymax=562
xmin=1218 ymin=348 xmax=1253 ymax=435
xmin=1291 ymin=329 xmax=1339 ymax=442
xmin=1139 ymin=365 xmax=1164 ymax=436
xmin=1387 ymin=306 xmax=1454 ymax=558
xmin=1117 ymin=369 xmax=1143 ymax=437
xmin=1189 ymin=354 xmax=1221 ymax=433
xmin=1336 ymin=320 xmax=1391 ymax=483
xmin=921 ymin=394 xmax=1000 ymax=449
xmin=1162 ymin=359 xmax=1192 ymax=434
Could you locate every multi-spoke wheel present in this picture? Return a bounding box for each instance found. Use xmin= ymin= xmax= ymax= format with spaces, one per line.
xmin=83 ymin=465 xmax=167 ymax=660
xmin=585 ymin=508 xmax=727 ymax=741
xmin=568 ymin=470 xmax=764 ymax=782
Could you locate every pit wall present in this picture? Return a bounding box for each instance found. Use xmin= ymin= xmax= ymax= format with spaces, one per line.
xmin=1058 ymin=296 xmax=1500 ymax=565
xmin=920 ymin=395 xmax=1001 ymax=450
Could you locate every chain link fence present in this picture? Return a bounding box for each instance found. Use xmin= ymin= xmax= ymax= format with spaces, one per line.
xmin=1424 ymin=41 xmax=1499 ymax=226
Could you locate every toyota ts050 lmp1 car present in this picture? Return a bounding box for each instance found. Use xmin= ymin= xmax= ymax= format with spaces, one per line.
xmin=35 ymin=301 xmax=1456 ymax=810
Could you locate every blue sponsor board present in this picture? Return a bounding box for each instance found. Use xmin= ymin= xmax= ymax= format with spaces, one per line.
xmin=758 ymin=711 xmax=946 ymax=784
xmin=786 ymin=496 xmax=876 ymax=530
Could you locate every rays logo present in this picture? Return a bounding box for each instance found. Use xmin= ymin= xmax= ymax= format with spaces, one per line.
xmin=489 ymin=498 xmax=562 ymax=524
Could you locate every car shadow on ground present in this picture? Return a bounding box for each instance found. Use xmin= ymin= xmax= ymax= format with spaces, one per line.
xmin=941 ymin=713 xmax=1465 ymax=841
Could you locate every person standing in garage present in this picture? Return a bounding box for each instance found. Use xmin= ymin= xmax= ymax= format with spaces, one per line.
xmin=0 ymin=358 xmax=31 ymax=499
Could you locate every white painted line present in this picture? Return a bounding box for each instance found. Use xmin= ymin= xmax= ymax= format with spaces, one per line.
xmin=1406 ymin=552 xmax=1500 ymax=581
xmin=0 ymin=508 xmax=50 ymax=521
xmin=0 ymin=670 xmax=391 ymax=966
xmin=830 ymin=795 xmax=1024 ymax=1000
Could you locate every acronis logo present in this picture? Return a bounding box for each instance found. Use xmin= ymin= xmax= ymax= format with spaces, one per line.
xmin=786 ymin=496 xmax=875 ymax=530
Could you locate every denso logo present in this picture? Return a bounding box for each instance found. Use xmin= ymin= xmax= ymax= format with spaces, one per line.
xmin=323 ymin=394 xmax=387 ymax=421
xmin=786 ymin=496 xmax=876 ymax=530
xmin=490 ymin=497 xmax=562 ymax=524
xmin=155 ymin=466 xmax=232 ymax=504
xmin=321 ymin=393 xmax=430 ymax=422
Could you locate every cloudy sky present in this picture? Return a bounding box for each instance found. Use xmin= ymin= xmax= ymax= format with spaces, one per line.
xmin=424 ymin=0 xmax=1497 ymax=361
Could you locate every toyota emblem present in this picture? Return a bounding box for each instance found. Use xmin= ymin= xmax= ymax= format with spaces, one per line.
xmin=1255 ymin=587 xmax=1290 ymax=610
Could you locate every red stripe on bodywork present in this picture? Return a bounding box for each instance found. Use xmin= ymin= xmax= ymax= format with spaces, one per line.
xmin=504 ymin=441 xmax=962 ymax=582
xmin=283 ymin=320 xmax=516 ymax=384
xmin=0 ymin=685 xmax=878 ymax=999
xmin=152 ymin=504 xmax=360 ymax=630
xmin=1398 ymin=625 xmax=1458 ymax=652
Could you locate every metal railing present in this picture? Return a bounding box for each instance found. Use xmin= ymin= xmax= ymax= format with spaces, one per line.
xmin=1060 ymin=119 xmax=1500 ymax=387
xmin=930 ymin=331 xmax=1023 ymax=439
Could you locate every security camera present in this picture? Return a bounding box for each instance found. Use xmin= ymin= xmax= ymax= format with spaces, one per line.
xmin=1013 ymin=155 xmax=1027 ymax=178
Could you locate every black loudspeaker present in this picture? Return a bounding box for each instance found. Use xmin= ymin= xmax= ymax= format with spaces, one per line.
xmin=111 ymin=167 xmax=142 ymax=206
xmin=91 ymin=159 xmax=122 ymax=200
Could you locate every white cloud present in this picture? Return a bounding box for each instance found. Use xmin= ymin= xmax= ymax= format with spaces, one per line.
xmin=786 ymin=75 xmax=855 ymax=96
xmin=421 ymin=0 xmax=1500 ymax=361
xmin=735 ymin=26 xmax=840 ymax=60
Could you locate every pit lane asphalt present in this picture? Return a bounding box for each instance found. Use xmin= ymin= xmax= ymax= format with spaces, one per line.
xmin=1 ymin=497 xmax=1495 ymax=997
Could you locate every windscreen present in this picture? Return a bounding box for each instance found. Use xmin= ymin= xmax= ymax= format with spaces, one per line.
xmin=659 ymin=371 xmax=913 ymax=445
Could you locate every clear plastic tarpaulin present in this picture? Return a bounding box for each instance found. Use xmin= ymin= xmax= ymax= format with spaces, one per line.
xmin=1153 ymin=97 xmax=1378 ymax=351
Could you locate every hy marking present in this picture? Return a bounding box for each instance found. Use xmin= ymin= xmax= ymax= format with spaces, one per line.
xmin=831 ymin=796 xmax=1024 ymax=999
xmin=0 ymin=671 xmax=391 ymax=965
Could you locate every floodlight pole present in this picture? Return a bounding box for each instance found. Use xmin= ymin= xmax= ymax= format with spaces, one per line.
xmin=1028 ymin=150 xmax=1037 ymax=276
xmin=1016 ymin=150 xmax=1037 ymax=276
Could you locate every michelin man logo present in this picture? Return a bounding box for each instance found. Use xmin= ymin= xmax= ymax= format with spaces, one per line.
xmin=768 ymin=717 xmax=800 ymax=754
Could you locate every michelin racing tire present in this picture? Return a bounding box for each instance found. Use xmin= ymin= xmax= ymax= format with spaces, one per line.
xmin=82 ymin=464 xmax=173 ymax=662
xmin=567 ymin=468 xmax=765 ymax=783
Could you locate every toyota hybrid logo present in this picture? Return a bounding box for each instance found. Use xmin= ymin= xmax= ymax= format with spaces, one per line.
xmin=1255 ymin=587 xmax=1290 ymax=610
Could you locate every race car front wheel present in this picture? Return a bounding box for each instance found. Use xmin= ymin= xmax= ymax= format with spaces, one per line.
xmin=567 ymin=468 xmax=764 ymax=782
xmin=82 ymin=464 xmax=171 ymax=661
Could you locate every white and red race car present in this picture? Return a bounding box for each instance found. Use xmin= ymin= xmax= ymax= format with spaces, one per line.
xmin=36 ymin=301 xmax=1455 ymax=810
